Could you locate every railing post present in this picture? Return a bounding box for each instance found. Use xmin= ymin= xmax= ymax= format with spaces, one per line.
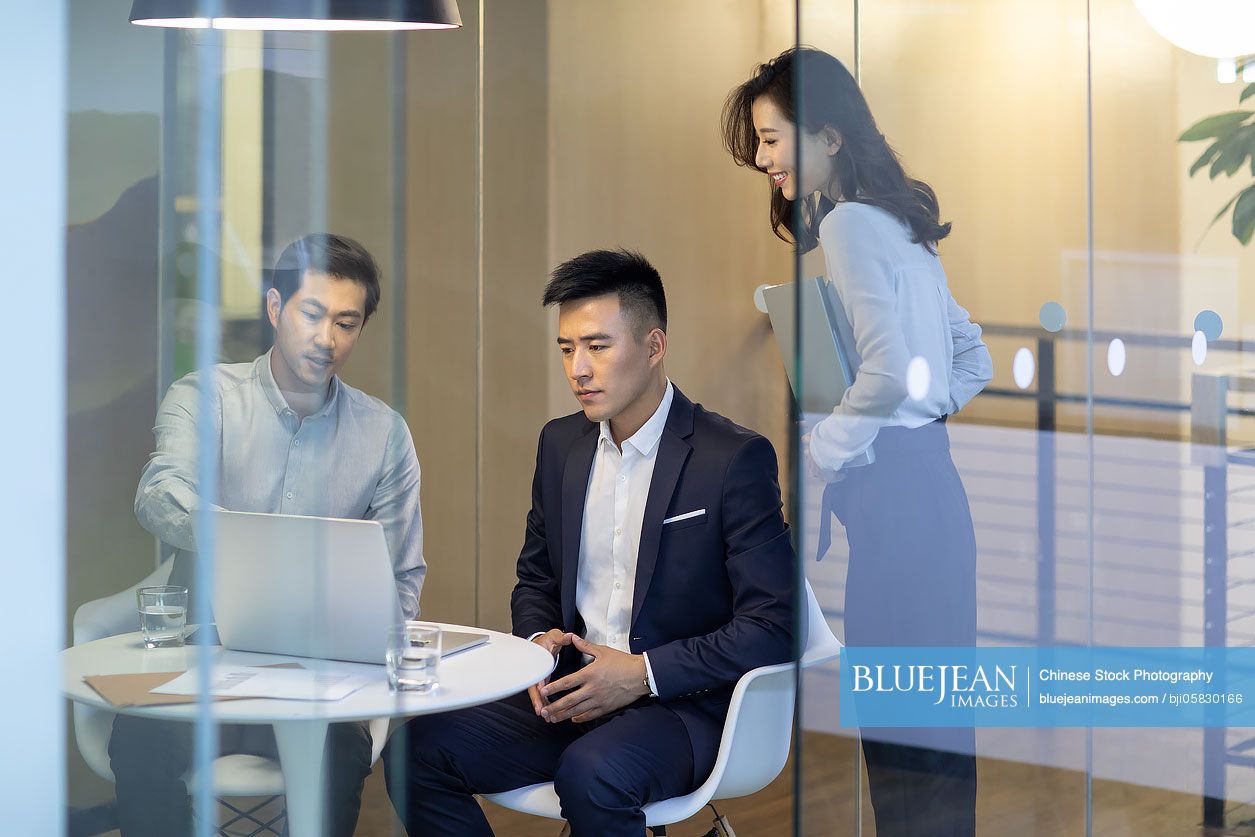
xmin=1193 ymin=371 xmax=1230 ymax=828
xmin=1036 ymin=336 xmax=1057 ymax=645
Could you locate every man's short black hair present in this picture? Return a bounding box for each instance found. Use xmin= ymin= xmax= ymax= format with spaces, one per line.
xmin=270 ymin=233 xmax=381 ymax=321
xmin=542 ymin=249 xmax=667 ymax=337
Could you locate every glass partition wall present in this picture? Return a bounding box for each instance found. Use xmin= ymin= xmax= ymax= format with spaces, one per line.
xmin=794 ymin=1 xmax=1255 ymax=835
xmin=56 ymin=1 xmax=1255 ymax=835
xmin=1088 ymin=1 xmax=1255 ymax=832
xmin=794 ymin=1 xmax=1095 ymax=833
xmin=64 ymin=4 xmax=472 ymax=836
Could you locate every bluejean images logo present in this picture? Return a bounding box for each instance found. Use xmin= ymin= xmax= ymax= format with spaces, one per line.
xmin=850 ymin=663 xmax=1019 ymax=709
xmin=839 ymin=647 xmax=1255 ymax=727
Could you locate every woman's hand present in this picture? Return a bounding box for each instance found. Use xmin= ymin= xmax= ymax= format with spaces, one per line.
xmin=801 ymin=422 xmax=843 ymax=483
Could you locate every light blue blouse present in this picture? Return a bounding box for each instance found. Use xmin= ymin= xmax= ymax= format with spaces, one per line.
xmin=809 ymin=202 xmax=993 ymax=469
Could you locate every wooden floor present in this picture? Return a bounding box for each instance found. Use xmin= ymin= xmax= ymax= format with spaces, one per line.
xmin=349 ymin=732 xmax=1255 ymax=837
xmin=87 ymin=731 xmax=1255 ymax=835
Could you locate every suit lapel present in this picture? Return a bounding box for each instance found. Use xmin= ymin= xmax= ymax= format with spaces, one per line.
xmin=560 ymin=425 xmax=599 ymax=630
xmin=631 ymin=389 xmax=695 ymax=628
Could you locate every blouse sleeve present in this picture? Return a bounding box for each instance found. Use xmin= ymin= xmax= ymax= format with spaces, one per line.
xmin=808 ymin=209 xmax=911 ymax=469
xmin=946 ymin=292 xmax=993 ymax=413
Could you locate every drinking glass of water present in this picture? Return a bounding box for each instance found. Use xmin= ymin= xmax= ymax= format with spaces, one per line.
xmin=136 ymin=585 xmax=188 ymax=649
xmin=386 ymin=622 xmax=441 ymax=693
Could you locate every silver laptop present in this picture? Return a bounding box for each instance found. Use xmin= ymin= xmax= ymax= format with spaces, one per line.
xmin=208 ymin=510 xmax=488 ymax=664
xmin=761 ymin=277 xmax=874 ymax=467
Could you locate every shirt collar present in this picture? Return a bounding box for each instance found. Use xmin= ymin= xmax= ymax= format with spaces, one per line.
xmin=257 ymin=349 xmax=289 ymax=416
xmin=598 ymin=379 xmax=674 ymax=457
xmin=256 ymin=348 xmax=340 ymax=420
xmin=310 ymin=376 xmax=341 ymax=419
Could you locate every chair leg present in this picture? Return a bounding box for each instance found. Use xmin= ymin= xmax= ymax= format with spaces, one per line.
xmin=558 ymin=823 xmax=571 ymax=837
xmin=696 ymin=802 xmax=735 ymax=837
xmin=692 ymin=820 xmax=735 ymax=837
xmin=213 ymin=795 xmax=286 ymax=836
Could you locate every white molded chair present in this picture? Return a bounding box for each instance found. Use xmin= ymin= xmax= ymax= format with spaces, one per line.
xmin=72 ymin=562 xmax=390 ymax=835
xmin=481 ymin=579 xmax=841 ymax=835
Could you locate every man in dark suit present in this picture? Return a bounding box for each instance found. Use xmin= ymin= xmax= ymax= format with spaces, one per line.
xmin=382 ymin=249 xmax=795 ymax=836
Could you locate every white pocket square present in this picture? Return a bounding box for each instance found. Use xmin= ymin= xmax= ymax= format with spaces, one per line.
xmin=663 ymin=509 xmax=706 ymax=525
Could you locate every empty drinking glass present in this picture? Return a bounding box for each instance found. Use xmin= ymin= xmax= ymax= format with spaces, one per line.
xmin=136 ymin=585 xmax=188 ymax=648
xmin=386 ymin=622 xmax=441 ymax=693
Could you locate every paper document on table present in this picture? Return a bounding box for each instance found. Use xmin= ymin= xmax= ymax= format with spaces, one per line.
xmin=84 ymin=663 xmax=304 ymax=708
xmin=151 ymin=665 xmax=369 ymax=701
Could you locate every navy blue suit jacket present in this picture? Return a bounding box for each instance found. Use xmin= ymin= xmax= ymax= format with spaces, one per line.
xmin=510 ymin=386 xmax=796 ymax=773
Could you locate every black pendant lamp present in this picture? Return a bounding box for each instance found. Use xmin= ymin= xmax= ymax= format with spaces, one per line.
xmin=130 ymin=0 xmax=462 ymax=30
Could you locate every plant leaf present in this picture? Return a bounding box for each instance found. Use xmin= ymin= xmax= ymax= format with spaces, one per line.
xmin=1191 ymin=141 xmax=1223 ymax=177
xmin=1196 ymin=187 xmax=1248 ymax=248
xmin=1214 ymin=189 xmax=1245 ymax=223
xmin=1234 ymin=185 xmax=1255 ymax=245
xmin=1180 ymin=111 xmax=1252 ymax=142
xmin=1208 ymin=125 xmax=1255 ymax=178
xmin=1243 ymin=83 xmax=1255 ymax=105
xmin=1213 ymin=144 xmax=1248 ymax=178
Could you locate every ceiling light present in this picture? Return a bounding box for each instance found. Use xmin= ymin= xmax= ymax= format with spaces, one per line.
xmin=130 ymin=0 xmax=462 ymax=31
xmin=1132 ymin=0 xmax=1255 ymax=59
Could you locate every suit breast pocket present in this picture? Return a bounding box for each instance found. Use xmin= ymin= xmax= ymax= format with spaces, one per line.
xmin=662 ymin=508 xmax=707 ymax=533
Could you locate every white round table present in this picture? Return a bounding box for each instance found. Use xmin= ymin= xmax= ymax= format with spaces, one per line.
xmin=62 ymin=624 xmax=554 ymax=837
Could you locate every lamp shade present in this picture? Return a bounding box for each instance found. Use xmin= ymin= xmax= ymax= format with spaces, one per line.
xmin=130 ymin=0 xmax=461 ymax=30
xmin=1132 ymin=0 xmax=1255 ymax=59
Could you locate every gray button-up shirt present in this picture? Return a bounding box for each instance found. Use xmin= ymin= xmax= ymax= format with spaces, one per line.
xmin=134 ymin=350 xmax=424 ymax=619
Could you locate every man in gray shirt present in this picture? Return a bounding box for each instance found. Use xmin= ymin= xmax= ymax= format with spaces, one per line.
xmin=110 ymin=233 xmax=425 ymax=837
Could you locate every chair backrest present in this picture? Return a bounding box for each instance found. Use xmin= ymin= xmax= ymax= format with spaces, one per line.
xmin=72 ymin=560 xmax=173 ymax=645
xmin=702 ymin=579 xmax=841 ymax=800
xmin=71 ymin=560 xmax=174 ymax=782
xmin=799 ymin=579 xmax=843 ymax=666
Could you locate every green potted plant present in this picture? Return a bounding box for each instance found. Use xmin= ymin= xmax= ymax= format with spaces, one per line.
xmin=1180 ymin=61 xmax=1255 ymax=245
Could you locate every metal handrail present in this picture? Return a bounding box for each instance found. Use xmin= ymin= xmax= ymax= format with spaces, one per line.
xmin=979 ymin=323 xmax=1255 ymax=424
xmin=973 ymin=322 xmax=1246 ymax=826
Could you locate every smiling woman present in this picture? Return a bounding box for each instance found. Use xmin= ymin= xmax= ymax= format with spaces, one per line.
xmin=721 ymin=47 xmax=951 ymax=254
xmin=724 ymin=44 xmax=993 ymax=837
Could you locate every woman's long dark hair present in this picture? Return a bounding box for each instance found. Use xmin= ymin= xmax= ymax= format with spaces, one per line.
xmin=722 ymin=47 xmax=950 ymax=254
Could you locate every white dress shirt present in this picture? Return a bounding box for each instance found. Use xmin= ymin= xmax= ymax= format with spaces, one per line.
xmin=576 ymin=380 xmax=674 ymax=696
xmin=135 ymin=350 xmax=425 ymax=620
xmin=809 ymin=202 xmax=993 ymax=469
